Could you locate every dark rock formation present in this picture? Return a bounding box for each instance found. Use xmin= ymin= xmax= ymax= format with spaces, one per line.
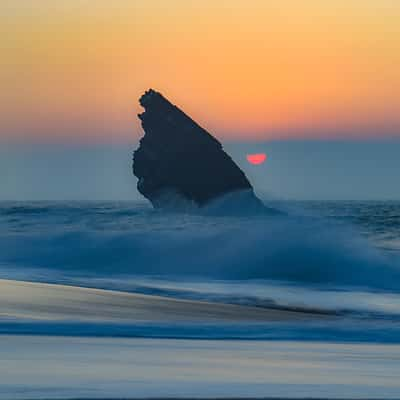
xmin=133 ymin=89 xmax=264 ymax=210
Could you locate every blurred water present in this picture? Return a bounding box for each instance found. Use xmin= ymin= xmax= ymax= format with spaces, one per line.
xmin=0 ymin=200 xmax=400 ymax=340
xmin=1 ymin=337 xmax=400 ymax=399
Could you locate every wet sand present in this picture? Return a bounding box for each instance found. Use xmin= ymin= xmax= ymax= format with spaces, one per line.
xmin=0 ymin=278 xmax=324 ymax=323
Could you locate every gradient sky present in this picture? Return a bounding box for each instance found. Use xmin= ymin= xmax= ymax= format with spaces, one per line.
xmin=1 ymin=0 xmax=399 ymax=142
xmin=2 ymin=1 xmax=400 ymax=200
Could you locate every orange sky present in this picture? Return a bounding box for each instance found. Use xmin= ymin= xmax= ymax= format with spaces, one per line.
xmin=1 ymin=0 xmax=399 ymax=142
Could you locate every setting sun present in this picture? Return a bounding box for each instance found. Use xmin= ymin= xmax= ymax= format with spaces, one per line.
xmin=247 ymin=153 xmax=267 ymax=165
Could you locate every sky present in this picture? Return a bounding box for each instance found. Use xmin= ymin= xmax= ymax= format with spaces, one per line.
xmin=1 ymin=0 xmax=399 ymax=142
xmin=1 ymin=1 xmax=399 ymax=200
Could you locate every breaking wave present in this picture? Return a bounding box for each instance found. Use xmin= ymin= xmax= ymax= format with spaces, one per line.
xmin=1 ymin=199 xmax=399 ymax=293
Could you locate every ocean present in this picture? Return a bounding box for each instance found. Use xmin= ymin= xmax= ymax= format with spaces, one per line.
xmin=1 ymin=200 xmax=400 ymax=398
xmin=1 ymin=200 xmax=400 ymax=323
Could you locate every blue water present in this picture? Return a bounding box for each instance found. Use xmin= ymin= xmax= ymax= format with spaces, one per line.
xmin=1 ymin=200 xmax=400 ymax=342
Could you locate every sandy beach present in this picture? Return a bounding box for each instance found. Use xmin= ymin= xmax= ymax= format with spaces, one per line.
xmin=0 ymin=278 xmax=324 ymax=323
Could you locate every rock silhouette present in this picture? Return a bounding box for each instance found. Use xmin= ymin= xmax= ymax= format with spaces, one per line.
xmin=133 ymin=89 xmax=264 ymax=210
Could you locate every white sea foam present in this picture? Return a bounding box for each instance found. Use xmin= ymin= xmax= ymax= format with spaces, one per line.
xmin=0 ymin=200 xmax=400 ymax=337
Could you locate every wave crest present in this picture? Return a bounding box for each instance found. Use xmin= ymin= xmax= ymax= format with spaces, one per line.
xmin=1 ymin=203 xmax=399 ymax=291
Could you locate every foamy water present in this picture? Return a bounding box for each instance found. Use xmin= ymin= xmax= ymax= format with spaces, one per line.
xmin=1 ymin=200 xmax=400 ymax=340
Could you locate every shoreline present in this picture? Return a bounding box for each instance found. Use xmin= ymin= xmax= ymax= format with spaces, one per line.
xmin=1 ymin=279 xmax=400 ymax=343
xmin=0 ymin=278 xmax=325 ymax=324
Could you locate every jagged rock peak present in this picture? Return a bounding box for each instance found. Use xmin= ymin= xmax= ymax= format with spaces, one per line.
xmin=133 ymin=89 xmax=264 ymax=211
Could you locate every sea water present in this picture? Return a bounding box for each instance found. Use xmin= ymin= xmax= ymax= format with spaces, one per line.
xmin=1 ymin=200 xmax=400 ymax=398
xmin=1 ymin=201 xmax=400 ymax=320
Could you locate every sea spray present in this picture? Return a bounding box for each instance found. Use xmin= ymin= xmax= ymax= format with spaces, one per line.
xmin=0 ymin=200 xmax=399 ymax=291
